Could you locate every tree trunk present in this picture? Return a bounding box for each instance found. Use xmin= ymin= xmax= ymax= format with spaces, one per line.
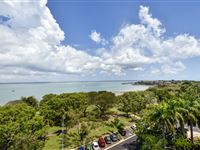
xmin=99 ymin=107 xmax=105 ymax=118
xmin=190 ymin=122 xmax=193 ymax=144
xmin=180 ymin=121 xmax=185 ymax=136
xmin=2 ymin=144 xmax=8 ymax=150
xmin=83 ymin=108 xmax=87 ymax=117
xmin=3 ymin=140 xmax=10 ymax=150
xmin=126 ymin=111 xmax=129 ymax=118
xmin=162 ymin=123 xmax=165 ymax=149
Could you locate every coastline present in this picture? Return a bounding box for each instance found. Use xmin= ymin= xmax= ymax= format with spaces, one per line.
xmin=113 ymin=86 xmax=153 ymax=96
xmin=0 ymin=82 xmax=151 ymax=105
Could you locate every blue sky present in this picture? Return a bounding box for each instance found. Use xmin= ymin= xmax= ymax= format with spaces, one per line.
xmin=48 ymin=0 xmax=200 ymax=47
xmin=48 ymin=0 xmax=200 ymax=80
xmin=0 ymin=0 xmax=200 ymax=82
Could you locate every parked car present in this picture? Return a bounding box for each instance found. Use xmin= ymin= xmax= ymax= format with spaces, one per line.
xmin=98 ymin=137 xmax=106 ymax=147
xmin=92 ymin=141 xmax=99 ymax=150
xmin=85 ymin=144 xmax=92 ymax=150
xmin=104 ymin=136 xmax=112 ymax=144
xmin=77 ymin=146 xmax=84 ymax=150
xmin=118 ymin=128 xmax=126 ymax=136
xmin=110 ymin=134 xmax=118 ymax=142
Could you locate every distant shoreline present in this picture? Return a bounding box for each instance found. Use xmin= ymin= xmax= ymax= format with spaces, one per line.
xmin=2 ymin=86 xmax=151 ymax=106
xmin=0 ymin=82 xmax=151 ymax=105
xmin=1 ymin=79 xmax=199 ymax=85
xmin=3 ymin=80 xmax=199 ymax=105
xmin=134 ymin=80 xmax=200 ymax=85
xmin=3 ymin=79 xmax=200 ymax=105
xmin=0 ymin=80 xmax=137 ymax=84
xmin=4 ymin=87 xmax=151 ymax=106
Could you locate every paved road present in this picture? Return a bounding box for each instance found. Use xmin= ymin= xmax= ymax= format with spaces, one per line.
xmin=108 ymin=135 xmax=138 ymax=150
xmin=105 ymin=125 xmax=200 ymax=150
xmin=99 ymin=128 xmax=135 ymax=150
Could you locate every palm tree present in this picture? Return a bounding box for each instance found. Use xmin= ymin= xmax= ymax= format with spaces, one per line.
xmin=166 ymin=99 xmax=185 ymax=138
xmin=148 ymin=102 xmax=175 ymax=148
xmin=140 ymin=83 xmax=200 ymax=149
xmin=147 ymin=98 xmax=186 ymax=148
xmin=182 ymin=101 xmax=200 ymax=143
xmin=110 ymin=118 xmax=125 ymax=130
xmin=180 ymin=86 xmax=200 ymax=144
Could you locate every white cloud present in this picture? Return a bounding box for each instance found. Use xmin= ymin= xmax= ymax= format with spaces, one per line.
xmin=100 ymin=5 xmax=200 ymax=75
xmin=0 ymin=0 xmax=100 ymax=81
xmin=151 ymin=62 xmax=186 ymax=75
xmin=90 ymin=31 xmax=101 ymax=43
xmin=139 ymin=5 xmax=165 ymax=36
xmin=161 ymin=61 xmax=186 ymax=74
xmin=89 ymin=30 xmax=107 ymax=45
xmin=0 ymin=2 xmax=200 ymax=81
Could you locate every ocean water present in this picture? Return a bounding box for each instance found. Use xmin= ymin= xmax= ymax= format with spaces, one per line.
xmin=0 ymin=81 xmax=150 ymax=105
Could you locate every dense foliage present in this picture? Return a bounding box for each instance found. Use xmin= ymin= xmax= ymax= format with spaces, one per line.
xmin=88 ymin=91 xmax=116 ymax=118
xmin=0 ymin=103 xmax=46 ymax=150
xmin=1 ymin=81 xmax=200 ymax=149
xmin=135 ymin=82 xmax=200 ymax=149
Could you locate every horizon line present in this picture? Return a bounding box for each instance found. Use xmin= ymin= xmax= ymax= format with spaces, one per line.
xmin=0 ymin=79 xmax=199 ymax=84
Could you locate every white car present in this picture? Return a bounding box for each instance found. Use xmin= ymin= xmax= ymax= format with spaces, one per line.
xmin=92 ymin=141 xmax=100 ymax=150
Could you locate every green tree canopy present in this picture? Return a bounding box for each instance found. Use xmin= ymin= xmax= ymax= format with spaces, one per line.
xmin=88 ymin=91 xmax=116 ymax=118
xmin=40 ymin=92 xmax=89 ymax=126
xmin=0 ymin=103 xmax=46 ymax=150
xmin=118 ymin=91 xmax=144 ymax=115
xmin=21 ymin=96 xmax=38 ymax=109
xmin=40 ymin=96 xmax=66 ymax=126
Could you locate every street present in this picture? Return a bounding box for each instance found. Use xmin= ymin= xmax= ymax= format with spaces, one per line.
xmin=99 ymin=128 xmax=138 ymax=150
xmin=107 ymin=135 xmax=138 ymax=150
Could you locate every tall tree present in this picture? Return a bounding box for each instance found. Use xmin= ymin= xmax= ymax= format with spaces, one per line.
xmin=40 ymin=96 xmax=66 ymax=126
xmin=148 ymin=102 xmax=176 ymax=149
xmin=0 ymin=103 xmax=46 ymax=150
xmin=21 ymin=96 xmax=38 ymax=109
xmin=88 ymin=91 xmax=116 ymax=118
xmin=59 ymin=93 xmax=89 ymax=117
xmin=180 ymin=86 xmax=200 ymax=144
xmin=118 ymin=91 xmax=144 ymax=115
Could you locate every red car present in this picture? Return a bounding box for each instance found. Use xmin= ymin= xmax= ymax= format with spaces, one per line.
xmin=98 ymin=137 xmax=105 ymax=147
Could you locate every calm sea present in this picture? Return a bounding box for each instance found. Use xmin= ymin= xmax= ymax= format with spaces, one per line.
xmin=0 ymin=81 xmax=150 ymax=105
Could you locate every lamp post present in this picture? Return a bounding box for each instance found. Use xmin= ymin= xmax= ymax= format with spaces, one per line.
xmin=61 ymin=114 xmax=65 ymax=150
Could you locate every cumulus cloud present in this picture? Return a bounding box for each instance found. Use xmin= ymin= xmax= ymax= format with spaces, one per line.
xmin=89 ymin=30 xmax=107 ymax=45
xmin=0 ymin=0 xmax=100 ymax=80
xmin=151 ymin=62 xmax=186 ymax=75
xmin=100 ymin=6 xmax=200 ymax=75
xmin=139 ymin=5 xmax=165 ymax=36
xmin=161 ymin=62 xmax=186 ymax=75
xmin=90 ymin=31 xmax=101 ymax=43
xmin=0 ymin=1 xmax=200 ymax=81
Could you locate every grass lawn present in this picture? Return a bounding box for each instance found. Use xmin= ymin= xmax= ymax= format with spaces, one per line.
xmin=46 ymin=126 xmax=62 ymax=133
xmin=63 ymin=120 xmax=116 ymax=149
xmin=43 ymin=135 xmax=61 ymax=150
xmin=117 ymin=116 xmax=133 ymax=126
xmin=43 ymin=126 xmax=62 ymax=150
xmin=64 ymin=117 xmax=133 ymax=149
xmin=109 ymin=107 xmax=124 ymax=114
xmin=43 ymin=107 xmax=135 ymax=150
